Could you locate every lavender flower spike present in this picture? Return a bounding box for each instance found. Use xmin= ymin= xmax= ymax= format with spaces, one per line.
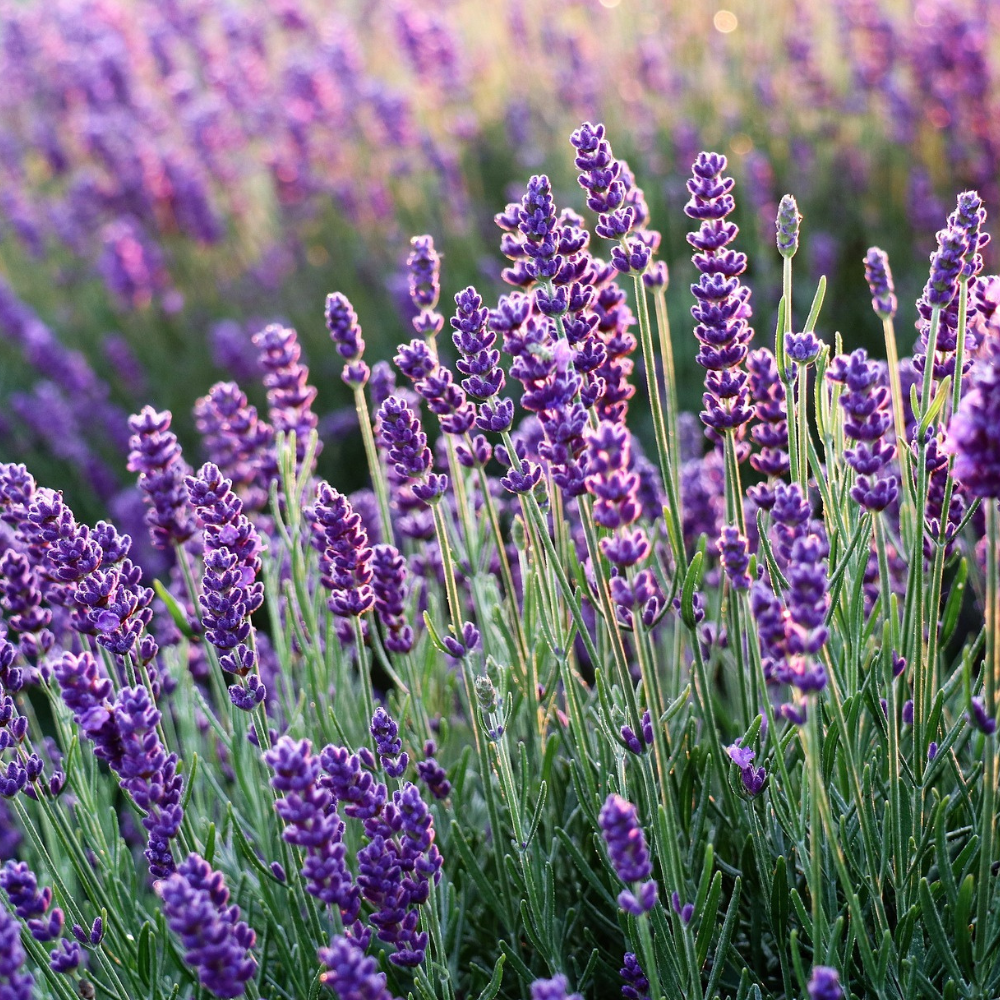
xmin=319 ymin=934 xmax=400 ymax=1000
xmin=530 ymin=974 xmax=583 ymax=1000
xmin=326 ymin=292 xmax=369 ymax=388
xmin=599 ymin=793 xmax=658 ymax=914
xmin=946 ymin=352 xmax=1000 ymax=498
xmin=864 ymin=248 xmax=897 ymax=320
xmin=808 ymin=966 xmax=844 ymax=1000
xmin=776 ymin=195 xmax=801 ymax=258
xmin=127 ymin=406 xmax=195 ymax=550
xmin=159 ymin=853 xmax=257 ymax=999
xmin=377 ymin=396 xmax=448 ymax=504
xmin=0 ymin=904 xmax=33 ymax=1000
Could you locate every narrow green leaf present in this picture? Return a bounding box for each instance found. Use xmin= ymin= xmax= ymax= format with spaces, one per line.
xmin=770 ymin=855 xmax=789 ymax=941
xmin=422 ymin=611 xmax=450 ymax=654
xmin=919 ymin=877 xmax=965 ymax=984
xmin=136 ymin=922 xmax=152 ymax=989
xmin=450 ymin=821 xmax=509 ymax=922
xmin=775 ymin=298 xmax=787 ymax=375
xmin=153 ymin=579 xmax=195 ymax=639
xmin=203 ymin=821 xmax=216 ymax=867
xmin=555 ymin=828 xmax=618 ymax=909
xmin=940 ymin=558 xmax=968 ymax=646
xmin=756 ymin=509 xmax=790 ymax=592
xmin=954 ymin=874 xmax=975 ymax=978
xmin=918 ymin=376 xmax=951 ymax=435
xmin=704 ymin=875 xmax=740 ymax=1000
xmin=475 ymin=954 xmax=506 ymax=1000
xmin=499 ymin=940 xmax=535 ymax=987
xmin=524 ymin=780 xmax=548 ymax=850
xmin=693 ymin=843 xmax=715 ymax=917
xmin=229 ymin=804 xmax=286 ymax=885
xmin=681 ymin=551 xmax=705 ymax=629
xmin=803 ymin=275 xmax=827 ymax=333
xmin=875 ymin=927 xmax=892 ymax=991
xmin=695 ymin=871 xmax=723 ymax=968
xmin=660 ymin=684 xmax=692 ymax=725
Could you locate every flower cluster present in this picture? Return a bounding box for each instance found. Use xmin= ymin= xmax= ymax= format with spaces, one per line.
xmin=307 ymin=484 xmax=375 ymax=618
xmin=746 ymin=347 xmax=789 ymax=508
xmin=751 ymin=484 xmax=830 ymax=707
xmin=599 ymin=794 xmax=657 ymax=915
xmin=253 ymin=323 xmax=320 ymax=472
xmin=126 ymin=406 xmax=195 ymax=550
xmin=264 ymin=737 xmax=360 ymax=920
xmin=585 ymin=420 xmax=650 ymax=567
xmin=684 ymin=152 xmax=754 ymax=443
xmin=371 ymin=544 xmax=414 ymax=653
xmin=319 ymin=726 xmax=442 ymax=967
xmin=54 ymin=652 xmax=184 ymax=878
xmin=326 ymin=291 xmax=369 ymax=388
xmin=193 ymin=382 xmax=274 ymax=511
xmin=407 ymin=235 xmax=445 ymax=338
xmin=826 ymin=349 xmax=898 ymax=511
xmin=377 ymin=396 xmax=448 ymax=504
xmin=159 ymin=854 xmax=257 ymax=999
xmin=187 ymin=463 xmax=267 ymax=710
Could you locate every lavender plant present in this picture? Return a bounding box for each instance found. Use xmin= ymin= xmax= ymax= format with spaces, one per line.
xmin=0 ymin=123 xmax=998 ymax=1000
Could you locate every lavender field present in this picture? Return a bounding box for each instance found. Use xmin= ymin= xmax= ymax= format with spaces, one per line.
xmin=0 ymin=2 xmax=998 ymax=999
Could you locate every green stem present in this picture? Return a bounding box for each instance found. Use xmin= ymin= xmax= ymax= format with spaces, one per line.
xmin=353 ymin=385 xmax=394 ymax=546
xmin=630 ymin=269 xmax=685 ymax=564
xmin=804 ymin=699 xmax=825 ymax=958
xmin=975 ymin=501 xmax=999 ymax=967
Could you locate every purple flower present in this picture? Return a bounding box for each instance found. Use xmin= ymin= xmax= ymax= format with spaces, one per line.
xmin=685 ymin=152 xmax=754 ymax=441
xmin=193 ymin=381 xmax=274 ymax=511
xmin=946 ymin=354 xmax=1000 ymax=497
xmin=188 ymin=463 xmax=266 ymax=706
xmin=0 ymin=903 xmax=33 ymax=1000
xmin=253 ymin=323 xmax=321 ymax=473
xmin=307 ymin=484 xmax=375 ymax=618
xmin=49 ymin=938 xmax=83 ymax=974
xmin=318 ymin=934 xmax=399 ymax=1000
xmin=407 ymin=236 xmax=442 ymax=317
xmin=416 ymin=741 xmax=450 ymax=800
xmin=775 ymin=194 xmax=801 ymax=258
xmin=571 ymin=122 xmax=634 ymax=241
xmin=620 ymin=953 xmax=650 ymax=1000
xmin=377 ymin=396 xmax=448 ymax=504
xmin=599 ymin=793 xmax=657 ymax=914
xmin=264 ymin=737 xmax=360 ymax=920
xmin=54 ymin=654 xmax=183 ymax=877
xmin=585 ymin=421 xmax=650 ymax=567
xmin=371 ymin=708 xmax=408 ymax=778
xmin=864 ymin=247 xmax=897 ymax=319
xmin=326 ymin=292 xmax=369 ymax=388
xmin=807 ymin=966 xmax=843 ymax=1000
xmin=530 ymin=974 xmax=582 ymax=1000
xmin=395 ymin=338 xmax=476 ymax=437
xmin=0 ymin=861 xmax=63 ymax=941
xmin=826 ymin=349 xmax=898 ymax=511
xmin=725 ymin=743 xmax=766 ymax=796
xmin=719 ymin=525 xmax=751 ymax=590
xmin=967 ymin=696 xmax=997 ymax=735
xmin=159 ymin=854 xmax=257 ymax=998
xmin=127 ymin=406 xmax=196 ymax=550
xmin=371 ymin=544 xmax=413 ymax=653
xmin=671 ymin=890 xmax=695 ymax=925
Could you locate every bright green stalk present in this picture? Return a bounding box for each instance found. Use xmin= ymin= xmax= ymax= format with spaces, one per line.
xmin=630 ymin=268 xmax=685 ymax=564
xmin=975 ymin=500 xmax=999 ymax=968
xmin=353 ymin=384 xmax=394 ymax=546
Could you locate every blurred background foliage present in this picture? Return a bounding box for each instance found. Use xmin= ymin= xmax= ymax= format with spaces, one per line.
xmin=0 ymin=0 xmax=996 ymax=529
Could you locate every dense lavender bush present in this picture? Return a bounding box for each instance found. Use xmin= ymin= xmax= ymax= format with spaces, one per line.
xmin=0 ymin=117 xmax=998 ymax=1000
